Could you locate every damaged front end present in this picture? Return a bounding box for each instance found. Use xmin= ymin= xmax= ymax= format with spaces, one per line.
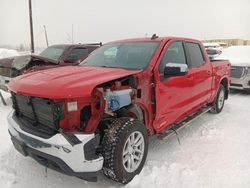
xmin=0 ymin=55 xmax=58 ymax=91
xmin=7 ymin=76 xmax=136 ymax=181
xmin=8 ymin=92 xmax=104 ymax=181
xmin=0 ymin=57 xmax=21 ymax=91
xmin=7 ymin=67 xmax=144 ymax=181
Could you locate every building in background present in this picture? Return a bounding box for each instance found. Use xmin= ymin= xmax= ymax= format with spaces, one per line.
xmin=203 ymin=39 xmax=250 ymax=47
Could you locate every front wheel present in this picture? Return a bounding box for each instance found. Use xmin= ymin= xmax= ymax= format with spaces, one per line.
xmin=101 ymin=118 xmax=148 ymax=184
xmin=210 ymin=84 xmax=226 ymax=114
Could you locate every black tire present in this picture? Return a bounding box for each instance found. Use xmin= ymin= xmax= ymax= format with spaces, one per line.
xmin=210 ymin=84 xmax=226 ymax=114
xmin=101 ymin=118 xmax=148 ymax=184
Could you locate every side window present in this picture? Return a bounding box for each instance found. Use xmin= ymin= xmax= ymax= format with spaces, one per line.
xmin=186 ymin=42 xmax=205 ymax=68
xmin=66 ymin=48 xmax=89 ymax=62
xmin=159 ymin=42 xmax=187 ymax=74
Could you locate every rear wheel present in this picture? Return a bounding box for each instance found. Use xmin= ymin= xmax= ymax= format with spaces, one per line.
xmin=210 ymin=84 xmax=226 ymax=114
xmin=101 ymin=118 xmax=148 ymax=184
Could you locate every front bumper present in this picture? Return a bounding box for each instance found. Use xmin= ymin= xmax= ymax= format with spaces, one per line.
xmin=8 ymin=111 xmax=103 ymax=181
xmin=230 ymin=76 xmax=250 ymax=90
xmin=0 ymin=75 xmax=11 ymax=91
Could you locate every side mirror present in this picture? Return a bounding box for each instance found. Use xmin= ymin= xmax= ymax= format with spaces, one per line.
xmin=164 ymin=63 xmax=188 ymax=77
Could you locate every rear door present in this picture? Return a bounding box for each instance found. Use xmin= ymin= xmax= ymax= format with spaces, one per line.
xmin=153 ymin=41 xmax=195 ymax=133
xmin=184 ymin=42 xmax=213 ymax=107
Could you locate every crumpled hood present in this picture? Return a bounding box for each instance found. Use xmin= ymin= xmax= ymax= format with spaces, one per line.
xmin=8 ymin=66 xmax=141 ymax=99
xmin=0 ymin=55 xmax=58 ymax=70
xmin=0 ymin=56 xmax=16 ymax=68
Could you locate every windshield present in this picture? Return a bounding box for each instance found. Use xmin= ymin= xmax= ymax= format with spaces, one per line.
xmin=39 ymin=46 xmax=66 ymax=61
xmin=80 ymin=42 xmax=160 ymax=70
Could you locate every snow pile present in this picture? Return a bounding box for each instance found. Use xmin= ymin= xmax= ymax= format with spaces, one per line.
xmin=0 ymin=91 xmax=12 ymax=152
xmin=216 ymin=46 xmax=250 ymax=66
xmin=1 ymin=91 xmax=250 ymax=188
xmin=0 ymin=48 xmax=19 ymax=59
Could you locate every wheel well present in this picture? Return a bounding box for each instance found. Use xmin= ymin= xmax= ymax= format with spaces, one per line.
xmin=116 ymin=105 xmax=144 ymax=122
xmin=220 ymin=78 xmax=229 ymax=99
xmin=96 ymin=105 xmax=145 ymax=142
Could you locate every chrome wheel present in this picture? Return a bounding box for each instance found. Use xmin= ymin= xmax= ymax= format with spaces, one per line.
xmin=218 ymin=88 xmax=225 ymax=109
xmin=122 ymin=131 xmax=145 ymax=173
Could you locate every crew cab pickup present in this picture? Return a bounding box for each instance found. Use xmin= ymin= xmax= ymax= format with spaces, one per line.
xmin=7 ymin=36 xmax=230 ymax=184
xmin=0 ymin=43 xmax=101 ymax=91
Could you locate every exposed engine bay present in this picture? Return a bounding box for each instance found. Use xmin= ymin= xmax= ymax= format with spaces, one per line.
xmin=96 ymin=75 xmax=138 ymax=116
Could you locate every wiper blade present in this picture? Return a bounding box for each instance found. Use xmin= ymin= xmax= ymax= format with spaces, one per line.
xmin=99 ymin=65 xmax=120 ymax=69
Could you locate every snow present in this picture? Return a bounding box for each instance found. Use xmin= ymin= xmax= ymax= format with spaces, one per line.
xmin=1 ymin=90 xmax=250 ymax=188
xmin=215 ymin=46 xmax=250 ymax=66
xmin=0 ymin=48 xmax=19 ymax=58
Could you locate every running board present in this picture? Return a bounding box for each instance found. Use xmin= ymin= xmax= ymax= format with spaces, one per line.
xmin=158 ymin=106 xmax=212 ymax=140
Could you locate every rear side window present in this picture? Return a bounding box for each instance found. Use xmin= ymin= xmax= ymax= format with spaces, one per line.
xmin=159 ymin=41 xmax=187 ymax=74
xmin=186 ymin=42 xmax=205 ymax=68
xmin=67 ymin=48 xmax=89 ymax=62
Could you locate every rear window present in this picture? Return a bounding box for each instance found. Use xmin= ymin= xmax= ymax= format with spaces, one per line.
xmin=186 ymin=42 xmax=205 ymax=68
xmin=66 ymin=48 xmax=89 ymax=62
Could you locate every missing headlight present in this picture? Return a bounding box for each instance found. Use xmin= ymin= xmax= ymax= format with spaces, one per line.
xmin=80 ymin=106 xmax=92 ymax=130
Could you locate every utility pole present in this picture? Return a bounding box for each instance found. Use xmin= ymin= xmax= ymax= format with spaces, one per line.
xmin=43 ymin=25 xmax=49 ymax=47
xmin=29 ymin=0 xmax=34 ymax=53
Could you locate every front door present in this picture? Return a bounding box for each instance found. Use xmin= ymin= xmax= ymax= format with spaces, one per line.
xmin=153 ymin=41 xmax=194 ymax=133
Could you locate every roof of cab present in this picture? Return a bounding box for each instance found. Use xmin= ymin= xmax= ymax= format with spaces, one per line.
xmin=106 ymin=36 xmax=201 ymax=44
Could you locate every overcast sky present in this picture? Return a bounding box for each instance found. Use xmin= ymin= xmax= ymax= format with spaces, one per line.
xmin=0 ymin=0 xmax=250 ymax=48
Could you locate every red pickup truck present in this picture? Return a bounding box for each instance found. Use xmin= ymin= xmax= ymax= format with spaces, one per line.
xmin=7 ymin=36 xmax=230 ymax=184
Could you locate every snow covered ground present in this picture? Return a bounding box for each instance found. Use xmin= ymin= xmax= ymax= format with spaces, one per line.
xmin=1 ymin=90 xmax=250 ymax=188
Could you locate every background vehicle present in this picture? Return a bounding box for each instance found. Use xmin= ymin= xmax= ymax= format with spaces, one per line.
xmin=216 ymin=46 xmax=250 ymax=91
xmin=0 ymin=43 xmax=101 ymax=91
xmin=203 ymin=42 xmax=224 ymax=51
xmin=206 ymin=48 xmax=222 ymax=60
xmin=7 ymin=36 xmax=230 ymax=184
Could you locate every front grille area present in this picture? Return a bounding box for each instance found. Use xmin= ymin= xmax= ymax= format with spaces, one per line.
xmin=0 ymin=67 xmax=20 ymax=78
xmin=230 ymin=66 xmax=246 ymax=78
xmin=0 ymin=67 xmax=11 ymax=77
xmin=11 ymin=92 xmax=64 ymax=138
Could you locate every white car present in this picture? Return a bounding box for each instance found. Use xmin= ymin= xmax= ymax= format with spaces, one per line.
xmin=215 ymin=46 xmax=250 ymax=91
